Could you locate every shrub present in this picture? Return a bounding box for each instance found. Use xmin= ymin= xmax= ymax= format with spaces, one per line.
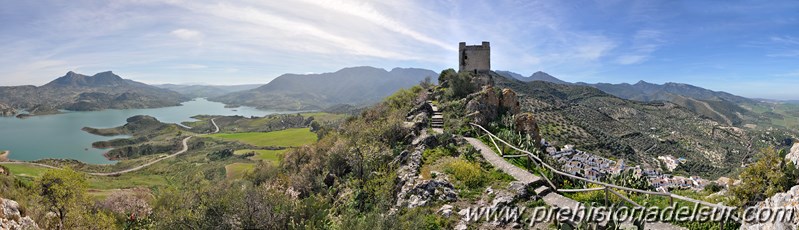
xmin=444 ymin=158 xmax=487 ymax=189
xmin=730 ymin=147 xmax=799 ymax=207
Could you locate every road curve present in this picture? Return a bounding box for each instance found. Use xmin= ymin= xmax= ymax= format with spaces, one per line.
xmin=88 ymin=136 xmax=192 ymax=176
xmin=1 ymin=118 xmax=219 ymax=176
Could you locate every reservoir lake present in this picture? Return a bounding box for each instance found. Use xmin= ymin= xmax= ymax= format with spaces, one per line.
xmin=0 ymin=98 xmax=282 ymax=164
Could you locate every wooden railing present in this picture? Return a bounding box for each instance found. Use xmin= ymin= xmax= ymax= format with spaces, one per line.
xmin=470 ymin=123 xmax=739 ymax=225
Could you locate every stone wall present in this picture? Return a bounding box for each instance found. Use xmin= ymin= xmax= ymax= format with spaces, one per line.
xmin=459 ymin=42 xmax=490 ymax=72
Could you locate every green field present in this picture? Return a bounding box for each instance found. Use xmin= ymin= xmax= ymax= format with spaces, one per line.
xmin=225 ymin=163 xmax=254 ymax=179
xmin=0 ymin=163 xmax=50 ymax=178
xmin=87 ymin=173 xmax=169 ymax=190
xmin=234 ymin=149 xmax=287 ymax=163
xmin=300 ymin=112 xmax=349 ymax=123
xmin=209 ymin=128 xmax=317 ymax=147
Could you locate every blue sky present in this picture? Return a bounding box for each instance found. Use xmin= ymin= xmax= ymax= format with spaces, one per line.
xmin=1 ymin=0 xmax=798 ymax=99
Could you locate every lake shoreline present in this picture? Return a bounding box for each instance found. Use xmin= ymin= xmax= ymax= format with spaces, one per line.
xmin=0 ymin=98 xmax=279 ymax=164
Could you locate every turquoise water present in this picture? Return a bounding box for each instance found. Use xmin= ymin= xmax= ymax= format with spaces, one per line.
xmin=0 ymin=98 xmax=282 ymax=164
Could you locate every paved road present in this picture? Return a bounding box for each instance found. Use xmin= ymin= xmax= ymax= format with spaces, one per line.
xmin=465 ymin=137 xmax=541 ymax=184
xmin=87 ymin=136 xmax=192 ymax=176
xmin=1 ymin=118 xmax=219 ymax=176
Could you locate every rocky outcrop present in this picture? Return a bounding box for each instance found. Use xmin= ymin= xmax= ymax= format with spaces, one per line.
xmin=500 ymin=88 xmax=520 ymax=114
xmin=0 ymin=103 xmax=15 ymax=117
xmin=514 ymin=113 xmax=542 ymax=146
xmin=402 ymin=178 xmax=458 ymax=208
xmin=465 ymin=86 xmax=524 ymax=127
xmin=741 ymin=185 xmax=799 ymax=230
xmin=0 ymin=198 xmax=39 ymax=230
xmin=785 ymin=143 xmax=799 ymax=166
xmin=465 ymin=86 xmax=500 ymax=126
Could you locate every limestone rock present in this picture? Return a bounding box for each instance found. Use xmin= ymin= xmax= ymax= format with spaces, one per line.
xmin=394 ymin=148 xmax=424 ymax=209
xmin=465 ymin=86 xmax=500 ymax=126
xmin=785 ymin=143 xmax=799 ymax=166
xmin=0 ymin=198 xmax=39 ymax=230
xmin=507 ymin=181 xmax=531 ymax=199
xmin=407 ymin=102 xmax=433 ymax=119
xmin=500 ymin=88 xmax=520 ymax=115
xmin=404 ymin=178 xmax=458 ymax=208
xmin=514 ymin=113 xmax=542 ymax=146
xmin=740 ymin=185 xmax=799 ymax=230
xmin=437 ymin=204 xmax=454 ymax=218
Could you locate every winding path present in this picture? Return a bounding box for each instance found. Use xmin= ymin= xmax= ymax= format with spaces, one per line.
xmin=0 ymin=118 xmax=220 ymax=176
xmin=465 ymin=137 xmax=541 ymax=184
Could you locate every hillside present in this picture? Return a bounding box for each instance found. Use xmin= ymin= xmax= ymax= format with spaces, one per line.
xmin=0 ymin=71 xmax=188 ymax=112
xmin=492 ymin=73 xmax=794 ymax=178
xmin=211 ymin=66 xmax=437 ymax=110
xmin=579 ymin=81 xmax=763 ymax=126
xmin=155 ymin=84 xmax=262 ymax=98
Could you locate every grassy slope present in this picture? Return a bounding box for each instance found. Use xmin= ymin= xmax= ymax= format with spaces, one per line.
xmin=300 ymin=112 xmax=349 ymax=123
xmin=0 ymin=163 xmax=49 ymax=178
xmin=225 ymin=163 xmax=254 ymax=179
xmin=234 ymin=149 xmax=287 ymax=162
xmin=208 ymin=128 xmax=316 ymax=147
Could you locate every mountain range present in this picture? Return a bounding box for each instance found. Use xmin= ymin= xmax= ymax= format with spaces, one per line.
xmin=211 ymin=66 xmax=437 ymax=110
xmin=0 ymin=71 xmax=187 ymax=115
xmin=497 ymin=70 xmax=774 ymax=127
xmin=155 ymin=84 xmax=262 ymax=98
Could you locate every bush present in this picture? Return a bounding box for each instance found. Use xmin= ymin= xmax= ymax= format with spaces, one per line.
xmin=730 ymin=147 xmax=799 ymax=207
xmin=444 ymin=159 xmax=487 ymax=189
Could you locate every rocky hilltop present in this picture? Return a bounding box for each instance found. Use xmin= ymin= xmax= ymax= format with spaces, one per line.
xmin=211 ymin=66 xmax=437 ymax=110
xmin=0 ymin=71 xmax=188 ymax=113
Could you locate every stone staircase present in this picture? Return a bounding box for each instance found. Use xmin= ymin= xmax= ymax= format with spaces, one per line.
xmin=429 ymin=101 xmax=444 ymax=129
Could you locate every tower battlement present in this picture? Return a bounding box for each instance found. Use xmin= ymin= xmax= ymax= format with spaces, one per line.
xmin=459 ymin=41 xmax=490 ymax=72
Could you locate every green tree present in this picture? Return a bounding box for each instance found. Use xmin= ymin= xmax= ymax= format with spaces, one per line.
xmin=35 ymin=167 xmax=115 ymax=230
xmin=730 ymin=148 xmax=799 ymax=207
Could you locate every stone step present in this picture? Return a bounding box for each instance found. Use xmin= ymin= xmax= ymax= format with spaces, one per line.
xmin=534 ymin=185 xmax=551 ymax=196
xmin=431 ymin=115 xmax=444 ymax=119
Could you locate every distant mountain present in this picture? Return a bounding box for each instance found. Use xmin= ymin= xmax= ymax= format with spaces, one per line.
xmin=156 ymin=84 xmax=262 ymax=98
xmin=211 ymin=66 xmax=437 ymax=110
xmin=575 ymin=80 xmax=759 ymax=126
xmin=496 ymin=70 xmax=569 ymax=84
xmin=0 ymin=71 xmax=188 ymax=113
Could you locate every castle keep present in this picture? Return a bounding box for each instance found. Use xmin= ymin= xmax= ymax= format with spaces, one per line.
xmin=459 ymin=41 xmax=490 ymax=72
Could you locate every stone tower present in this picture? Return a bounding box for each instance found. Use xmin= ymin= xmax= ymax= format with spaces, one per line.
xmin=459 ymin=41 xmax=490 ymax=72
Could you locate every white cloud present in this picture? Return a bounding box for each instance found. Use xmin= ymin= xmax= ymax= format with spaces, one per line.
xmin=171 ymin=64 xmax=207 ymax=69
xmin=615 ymin=29 xmax=665 ymax=65
xmin=170 ymin=29 xmax=202 ymax=40
xmin=297 ymin=0 xmax=454 ymax=51
xmin=616 ymin=55 xmax=648 ymax=65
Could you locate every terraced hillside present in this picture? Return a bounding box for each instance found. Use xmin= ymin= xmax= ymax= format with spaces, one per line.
xmin=493 ymin=74 xmax=795 ymax=178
